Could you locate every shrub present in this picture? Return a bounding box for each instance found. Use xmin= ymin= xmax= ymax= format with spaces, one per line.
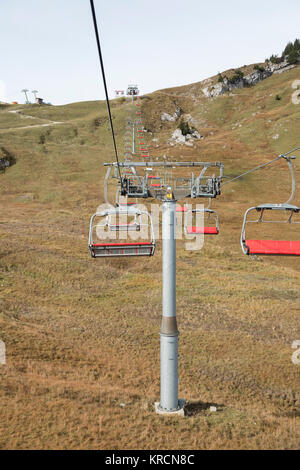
xmin=282 ymin=41 xmax=294 ymax=57
xmin=228 ymin=70 xmax=244 ymax=84
xmin=268 ymin=39 xmax=300 ymax=66
xmin=178 ymin=119 xmax=190 ymax=136
xmin=287 ymin=49 xmax=299 ymax=65
xmin=254 ymin=64 xmax=265 ymax=72
xmin=39 ymin=134 xmax=46 ymax=144
xmin=269 ymin=54 xmax=280 ymax=64
xmin=294 ymin=38 xmax=300 ymax=51
xmin=0 ymin=146 xmax=16 ymax=172
xmin=275 ymin=94 xmax=281 ymax=101
xmin=282 ymin=38 xmax=300 ymax=64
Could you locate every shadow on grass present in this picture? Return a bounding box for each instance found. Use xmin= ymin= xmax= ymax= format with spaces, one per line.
xmin=185 ymin=400 xmax=225 ymax=417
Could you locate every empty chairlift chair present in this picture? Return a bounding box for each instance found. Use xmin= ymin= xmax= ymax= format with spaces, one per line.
xmin=89 ymin=207 xmax=156 ymax=257
xmin=240 ymin=155 xmax=300 ymax=256
xmin=147 ymin=174 xmax=162 ymax=189
xmin=241 ymin=203 xmax=300 ymax=255
xmin=184 ymin=200 xmax=220 ymax=235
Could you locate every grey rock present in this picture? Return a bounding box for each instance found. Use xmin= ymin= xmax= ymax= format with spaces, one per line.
xmin=202 ymin=59 xmax=297 ymax=98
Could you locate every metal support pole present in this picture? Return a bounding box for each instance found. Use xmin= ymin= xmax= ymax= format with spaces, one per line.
xmin=155 ymin=200 xmax=185 ymax=415
xmin=132 ymin=121 xmax=135 ymax=154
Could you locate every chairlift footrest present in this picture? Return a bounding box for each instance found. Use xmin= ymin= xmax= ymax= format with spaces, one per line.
xmin=90 ymin=242 xmax=155 ymax=257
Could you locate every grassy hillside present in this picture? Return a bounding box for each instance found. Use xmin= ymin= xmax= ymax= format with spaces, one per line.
xmin=0 ymin=66 xmax=300 ymax=449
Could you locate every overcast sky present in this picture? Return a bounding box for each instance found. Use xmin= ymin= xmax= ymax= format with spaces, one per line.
xmin=1 ymin=0 xmax=299 ymax=105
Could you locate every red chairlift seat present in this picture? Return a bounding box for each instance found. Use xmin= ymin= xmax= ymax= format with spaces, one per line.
xmin=118 ymin=201 xmax=137 ymax=206
xmin=186 ymin=226 xmax=219 ymax=235
xmin=184 ymin=208 xmax=220 ymax=236
xmin=244 ymin=239 xmax=300 ymax=256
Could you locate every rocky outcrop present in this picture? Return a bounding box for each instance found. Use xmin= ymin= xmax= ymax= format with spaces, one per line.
xmin=160 ymin=107 xmax=182 ymax=122
xmin=202 ymin=59 xmax=298 ymax=98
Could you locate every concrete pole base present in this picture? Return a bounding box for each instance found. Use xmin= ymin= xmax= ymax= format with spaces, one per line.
xmin=154 ymin=399 xmax=185 ymax=417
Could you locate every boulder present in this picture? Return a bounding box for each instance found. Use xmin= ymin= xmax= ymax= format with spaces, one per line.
xmin=160 ymin=107 xmax=182 ymax=122
xmin=169 ymin=128 xmax=203 ymax=145
xmin=161 ymin=112 xmax=176 ymax=122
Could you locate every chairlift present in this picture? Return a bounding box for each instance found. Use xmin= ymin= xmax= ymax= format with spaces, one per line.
xmin=184 ymin=199 xmax=220 ymax=235
xmin=241 ymin=203 xmax=300 ymax=255
xmin=241 ymin=156 xmax=300 ymax=255
xmin=89 ymin=207 xmax=155 ymax=257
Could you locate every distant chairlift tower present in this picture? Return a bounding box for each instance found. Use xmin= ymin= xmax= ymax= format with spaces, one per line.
xmin=126 ymin=84 xmax=139 ymax=103
xmin=32 ymin=90 xmax=38 ymax=103
xmin=21 ymin=89 xmax=30 ymax=104
xmin=126 ymin=84 xmax=139 ymax=154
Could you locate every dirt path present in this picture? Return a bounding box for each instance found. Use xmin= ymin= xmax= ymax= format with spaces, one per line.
xmin=0 ymin=108 xmax=63 ymax=132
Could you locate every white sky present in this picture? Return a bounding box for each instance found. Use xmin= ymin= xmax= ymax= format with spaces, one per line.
xmin=1 ymin=0 xmax=300 ymax=105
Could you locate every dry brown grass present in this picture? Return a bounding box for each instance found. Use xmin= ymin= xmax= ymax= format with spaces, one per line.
xmin=0 ymin=69 xmax=300 ymax=449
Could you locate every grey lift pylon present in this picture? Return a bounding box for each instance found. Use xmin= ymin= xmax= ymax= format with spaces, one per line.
xmin=158 ymin=199 xmax=182 ymax=413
